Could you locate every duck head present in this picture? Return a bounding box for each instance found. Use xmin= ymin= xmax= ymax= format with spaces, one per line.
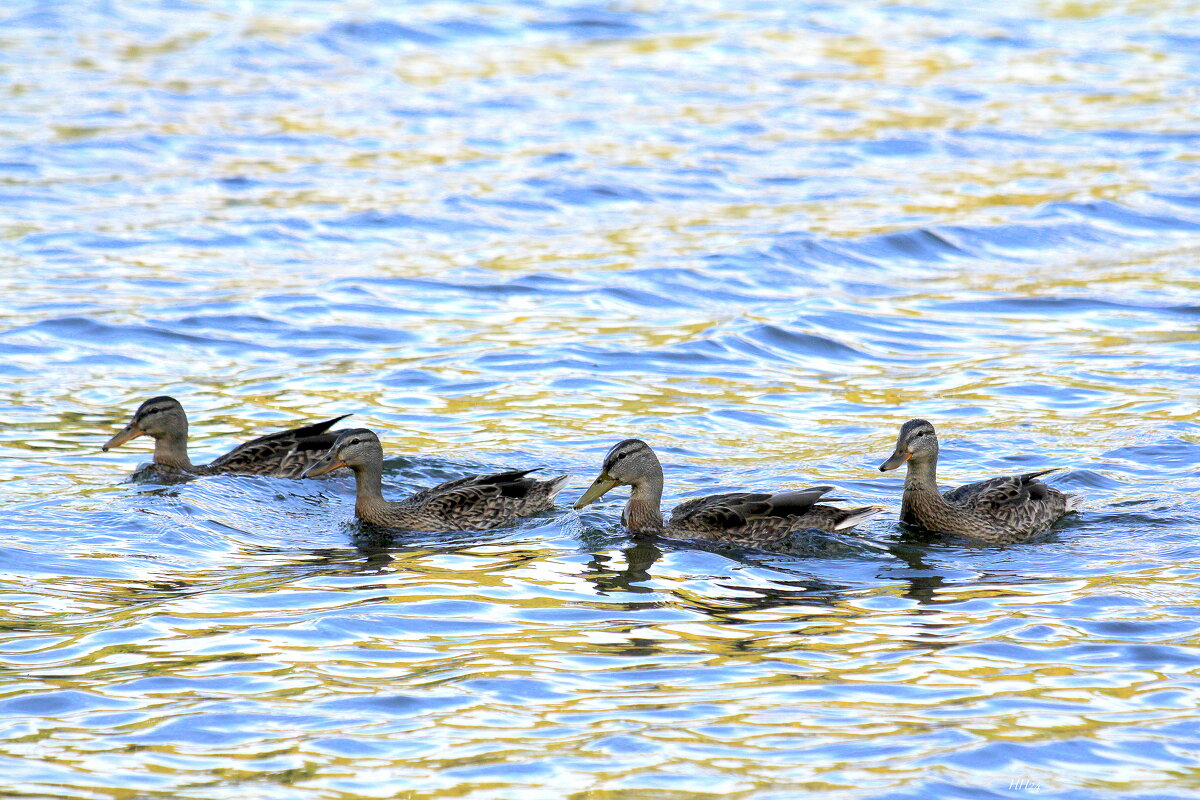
xmin=302 ymin=428 xmax=382 ymax=477
xmin=879 ymin=418 xmax=939 ymax=471
xmin=102 ymin=396 xmax=188 ymax=451
xmin=574 ymin=438 xmax=662 ymax=508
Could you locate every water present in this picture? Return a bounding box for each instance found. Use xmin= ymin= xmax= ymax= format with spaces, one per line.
xmin=2 ymin=0 xmax=1199 ymax=797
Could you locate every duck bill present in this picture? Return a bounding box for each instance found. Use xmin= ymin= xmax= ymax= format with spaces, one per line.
xmin=574 ymin=473 xmax=618 ymax=509
xmin=879 ymin=450 xmax=911 ymax=472
xmin=301 ymin=454 xmax=346 ymax=479
xmin=102 ymin=424 xmax=143 ymax=451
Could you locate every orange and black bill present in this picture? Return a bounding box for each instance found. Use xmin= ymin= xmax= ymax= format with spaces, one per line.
xmin=301 ymin=450 xmax=346 ymax=479
xmin=102 ymin=423 xmax=143 ymax=451
xmin=878 ymin=450 xmax=911 ymax=472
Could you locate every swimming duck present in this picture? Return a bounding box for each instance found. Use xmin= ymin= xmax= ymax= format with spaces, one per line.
xmin=879 ymin=419 xmax=1081 ymax=543
xmin=302 ymin=428 xmax=569 ymax=532
xmin=574 ymin=438 xmax=881 ymax=546
xmin=102 ymin=395 xmax=350 ymax=478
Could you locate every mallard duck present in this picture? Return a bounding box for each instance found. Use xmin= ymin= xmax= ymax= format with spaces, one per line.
xmin=301 ymin=428 xmax=569 ymax=532
xmin=102 ymin=395 xmax=350 ymax=478
xmin=574 ymin=438 xmax=881 ymax=546
xmin=878 ymin=419 xmax=1081 ymax=543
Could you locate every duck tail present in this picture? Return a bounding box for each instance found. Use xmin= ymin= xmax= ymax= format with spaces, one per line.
xmin=301 ymin=413 xmax=353 ymax=437
xmin=544 ymin=474 xmax=570 ymax=501
xmin=834 ymin=505 xmax=884 ymax=531
xmin=1064 ymin=494 xmax=1083 ymax=513
xmin=1022 ymin=466 xmax=1066 ymax=482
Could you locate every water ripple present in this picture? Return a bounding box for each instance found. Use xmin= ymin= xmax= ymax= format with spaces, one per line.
xmin=2 ymin=0 xmax=1200 ymax=797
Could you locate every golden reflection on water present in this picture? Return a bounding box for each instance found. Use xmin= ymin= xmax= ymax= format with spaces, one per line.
xmin=2 ymin=0 xmax=1200 ymax=796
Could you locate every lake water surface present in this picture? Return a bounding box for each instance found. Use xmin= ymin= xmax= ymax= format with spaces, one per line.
xmin=2 ymin=0 xmax=1200 ymax=797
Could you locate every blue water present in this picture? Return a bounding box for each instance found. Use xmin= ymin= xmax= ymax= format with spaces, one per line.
xmin=2 ymin=0 xmax=1200 ymax=797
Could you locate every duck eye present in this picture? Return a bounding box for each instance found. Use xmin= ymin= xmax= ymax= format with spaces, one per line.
xmin=616 ymin=452 xmax=627 ymax=460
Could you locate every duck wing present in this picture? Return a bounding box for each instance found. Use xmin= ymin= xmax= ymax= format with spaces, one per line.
xmin=404 ymin=468 xmax=541 ymax=505
xmin=942 ymin=468 xmax=1059 ymax=506
xmin=208 ymin=414 xmax=351 ymax=476
xmin=670 ymin=487 xmax=834 ymax=536
xmin=943 ymin=468 xmax=1074 ymax=533
xmin=414 ymin=469 xmax=567 ymax=529
xmin=669 ymin=492 xmax=763 ymax=526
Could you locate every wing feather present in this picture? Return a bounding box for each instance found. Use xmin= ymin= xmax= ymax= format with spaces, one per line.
xmin=403 ymin=469 xmax=561 ymax=530
xmin=670 ymin=487 xmax=834 ymax=536
xmin=209 ymin=414 xmax=351 ymax=474
xmin=942 ymin=468 xmax=1073 ymax=536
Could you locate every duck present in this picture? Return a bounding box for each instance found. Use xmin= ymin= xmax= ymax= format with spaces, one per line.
xmin=301 ymin=428 xmax=569 ymax=532
xmin=102 ymin=395 xmax=350 ymax=478
xmin=574 ymin=438 xmax=881 ymax=547
xmin=878 ymin=418 xmax=1081 ymax=543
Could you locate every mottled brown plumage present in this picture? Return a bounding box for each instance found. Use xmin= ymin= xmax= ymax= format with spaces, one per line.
xmin=102 ymin=395 xmax=349 ymax=478
xmin=879 ymin=419 xmax=1082 ymax=544
xmin=302 ymin=428 xmax=568 ymax=532
xmin=575 ymin=439 xmax=881 ymax=547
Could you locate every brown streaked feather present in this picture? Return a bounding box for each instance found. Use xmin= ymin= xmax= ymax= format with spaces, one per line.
xmin=668 ymin=491 xmax=768 ymax=526
xmin=941 ymin=468 xmax=1061 ymax=506
xmin=904 ymin=468 xmax=1077 ymax=544
xmin=206 ymin=415 xmax=351 ymax=477
xmin=675 ymin=488 xmax=829 ymax=531
xmin=403 ymin=469 xmax=542 ymax=506
xmin=666 ymin=486 xmax=880 ymax=546
xmin=366 ymin=471 xmax=568 ymax=532
xmin=937 ymin=468 xmax=1074 ymax=540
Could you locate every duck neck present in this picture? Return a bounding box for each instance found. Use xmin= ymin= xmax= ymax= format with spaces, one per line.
xmin=901 ymin=454 xmax=945 ymax=524
xmin=624 ymin=475 xmax=665 ymax=535
xmin=352 ymin=460 xmax=388 ymax=523
xmin=153 ymin=432 xmax=193 ymax=471
xmin=904 ymin=455 xmax=939 ymax=493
